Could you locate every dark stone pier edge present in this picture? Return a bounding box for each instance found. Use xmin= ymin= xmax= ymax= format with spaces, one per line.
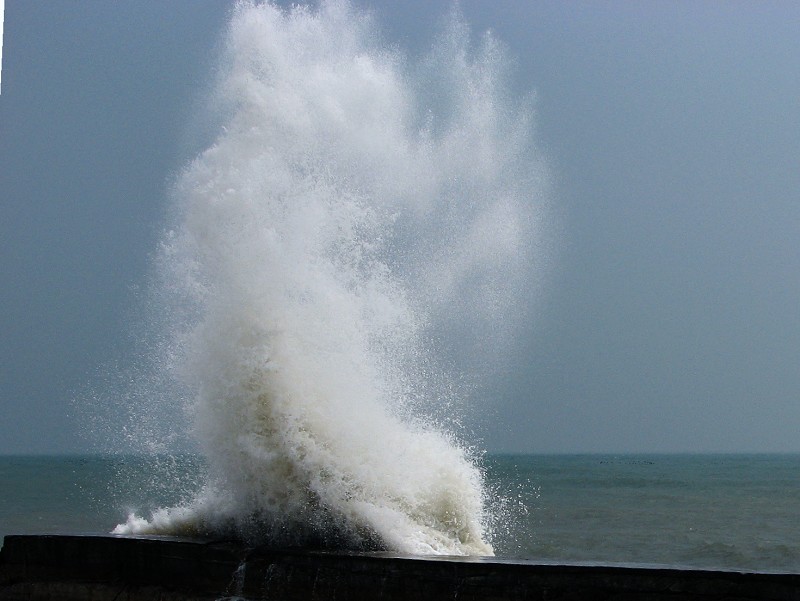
xmin=1 ymin=535 xmax=799 ymax=601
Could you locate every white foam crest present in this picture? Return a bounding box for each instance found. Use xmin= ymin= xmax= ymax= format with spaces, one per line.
xmin=116 ymin=0 xmax=547 ymax=556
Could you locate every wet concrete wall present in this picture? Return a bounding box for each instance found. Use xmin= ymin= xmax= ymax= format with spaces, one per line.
xmin=1 ymin=534 xmax=799 ymax=601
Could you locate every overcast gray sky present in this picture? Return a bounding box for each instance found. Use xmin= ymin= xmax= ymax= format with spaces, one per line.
xmin=2 ymin=1 xmax=799 ymax=454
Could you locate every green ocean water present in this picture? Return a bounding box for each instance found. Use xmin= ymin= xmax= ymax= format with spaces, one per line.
xmin=485 ymin=454 xmax=800 ymax=572
xmin=1 ymin=454 xmax=798 ymax=572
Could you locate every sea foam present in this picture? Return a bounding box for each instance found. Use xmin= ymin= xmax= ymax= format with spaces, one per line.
xmin=114 ymin=0 xmax=545 ymax=556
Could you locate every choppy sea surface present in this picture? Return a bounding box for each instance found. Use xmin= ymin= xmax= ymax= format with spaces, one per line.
xmin=1 ymin=454 xmax=797 ymax=573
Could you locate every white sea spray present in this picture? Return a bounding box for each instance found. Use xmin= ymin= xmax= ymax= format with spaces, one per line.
xmin=113 ymin=0 xmax=547 ymax=555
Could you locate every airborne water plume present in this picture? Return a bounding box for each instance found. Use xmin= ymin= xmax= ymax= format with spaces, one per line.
xmin=113 ymin=0 xmax=547 ymax=556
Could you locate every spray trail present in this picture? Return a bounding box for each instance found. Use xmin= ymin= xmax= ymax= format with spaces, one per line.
xmin=114 ymin=0 xmax=546 ymax=556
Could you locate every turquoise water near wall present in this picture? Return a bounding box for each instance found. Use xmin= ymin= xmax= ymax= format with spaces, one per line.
xmin=484 ymin=454 xmax=800 ymax=572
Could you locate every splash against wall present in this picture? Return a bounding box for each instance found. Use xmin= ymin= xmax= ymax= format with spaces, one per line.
xmin=113 ymin=0 xmax=547 ymax=556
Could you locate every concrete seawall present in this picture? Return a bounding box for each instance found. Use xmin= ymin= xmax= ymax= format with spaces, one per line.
xmin=1 ymin=535 xmax=799 ymax=601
